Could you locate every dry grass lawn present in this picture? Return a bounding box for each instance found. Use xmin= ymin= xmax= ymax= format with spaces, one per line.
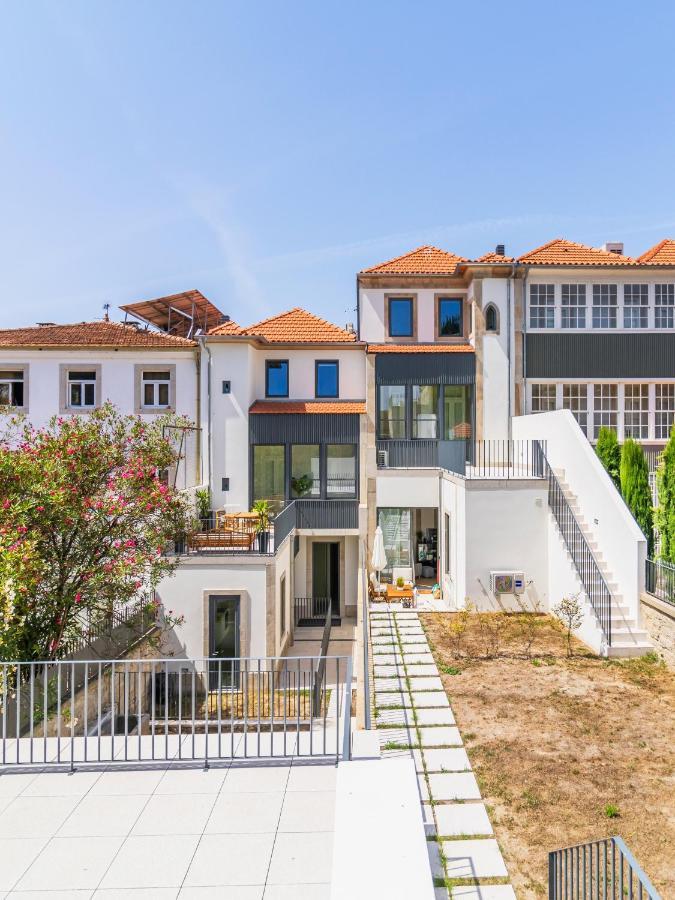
xmin=420 ymin=612 xmax=675 ymax=898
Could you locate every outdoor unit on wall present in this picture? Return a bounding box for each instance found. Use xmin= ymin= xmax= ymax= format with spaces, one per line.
xmin=376 ymin=448 xmax=389 ymax=468
xmin=490 ymin=571 xmax=525 ymax=595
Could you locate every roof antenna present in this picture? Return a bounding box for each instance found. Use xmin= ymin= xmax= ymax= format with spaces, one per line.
xmin=103 ymin=303 xmax=110 ymax=322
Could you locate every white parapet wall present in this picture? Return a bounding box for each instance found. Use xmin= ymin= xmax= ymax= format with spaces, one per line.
xmin=512 ymin=410 xmax=647 ymax=625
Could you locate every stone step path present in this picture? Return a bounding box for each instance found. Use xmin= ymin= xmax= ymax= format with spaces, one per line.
xmin=369 ymin=602 xmax=516 ymax=900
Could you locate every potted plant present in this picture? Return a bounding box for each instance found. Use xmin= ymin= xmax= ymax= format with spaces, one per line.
xmin=291 ymin=474 xmax=313 ymax=497
xmin=195 ymin=487 xmax=212 ymax=530
xmin=396 ymin=576 xmax=405 ymax=590
xmin=253 ymin=499 xmax=271 ymax=552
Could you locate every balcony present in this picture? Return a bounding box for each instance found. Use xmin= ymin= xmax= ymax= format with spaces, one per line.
xmin=376 ymin=439 xmax=546 ymax=479
xmin=274 ymin=499 xmax=359 ymax=547
xmin=376 ymin=439 xmax=467 ymax=474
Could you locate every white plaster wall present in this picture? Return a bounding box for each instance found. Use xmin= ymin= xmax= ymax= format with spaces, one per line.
xmin=513 ymin=410 xmax=647 ymax=622
xmin=155 ymin=558 xmax=269 ymax=660
xmin=480 ymin=278 xmax=512 ymax=440
xmin=376 ymin=472 xmax=440 ymax=508
xmin=344 ymin=535 xmax=359 ymax=611
xmin=464 ymin=482 xmax=549 ymax=612
xmin=275 ymin=535 xmax=293 ymax=654
xmin=359 ymin=288 xmax=467 ymax=343
xmin=440 ymin=475 xmax=465 ymax=608
xmin=252 ymin=347 xmax=365 ymax=400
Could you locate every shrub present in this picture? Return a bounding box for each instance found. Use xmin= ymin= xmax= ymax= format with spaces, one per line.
xmin=620 ymin=438 xmax=654 ymax=555
xmin=595 ymin=426 xmax=621 ymax=489
xmin=656 ymin=426 xmax=675 ymax=563
xmin=553 ymin=594 xmax=583 ymax=657
xmin=603 ymin=803 xmax=620 ymax=819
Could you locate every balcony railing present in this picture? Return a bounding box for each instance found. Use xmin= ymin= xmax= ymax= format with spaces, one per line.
xmin=376 ymin=439 xmax=467 ymax=472
xmin=646 ymin=558 xmax=675 ymax=606
xmin=274 ymin=499 xmax=359 ymax=548
xmin=376 ymin=439 xmax=546 ymax=479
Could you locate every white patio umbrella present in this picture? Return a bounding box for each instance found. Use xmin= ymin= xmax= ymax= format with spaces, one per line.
xmin=371 ymin=526 xmax=387 ymax=588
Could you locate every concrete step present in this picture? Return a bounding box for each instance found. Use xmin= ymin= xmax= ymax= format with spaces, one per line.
xmin=606 ymin=641 xmax=654 ymax=658
xmin=610 ymin=626 xmax=651 ymax=642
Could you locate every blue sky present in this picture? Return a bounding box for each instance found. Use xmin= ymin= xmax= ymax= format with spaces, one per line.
xmin=2 ymin=1 xmax=675 ymax=329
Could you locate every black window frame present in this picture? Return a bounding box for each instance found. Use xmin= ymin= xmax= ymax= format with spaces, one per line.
xmin=388 ymin=297 xmax=413 ymax=337
xmin=315 ymin=360 xmax=339 ymax=398
xmin=437 ymin=297 xmax=463 ymax=338
xmin=265 ymin=359 xmax=289 ymax=398
xmin=250 ymin=441 xmax=359 ymax=506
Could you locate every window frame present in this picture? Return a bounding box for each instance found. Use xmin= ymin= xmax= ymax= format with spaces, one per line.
xmin=265 ymin=359 xmax=289 ymax=398
xmin=592 ymin=284 xmax=618 ymax=329
xmin=655 ymin=284 xmax=675 ymax=329
xmin=0 ymin=365 xmax=28 ymax=410
xmin=325 ymin=443 xmax=358 ymax=498
xmin=385 ymin=295 xmax=416 ymax=340
xmin=562 ymin=383 xmax=588 ymax=436
xmin=531 ymin=383 xmax=557 ymax=413
xmin=623 ymin=383 xmax=649 ymax=440
xmin=435 ymin=295 xmax=464 ymax=340
xmin=484 ymin=303 xmax=499 ymax=334
xmin=656 ymin=384 xmax=675 ymax=439
xmin=60 ymin=364 xmax=101 ymax=413
xmin=529 ymin=284 xmax=555 ymax=329
xmin=623 ymin=284 xmax=649 ymax=329
xmin=135 ymin=364 xmax=176 ymax=413
xmin=314 ymin=360 xmax=339 ymax=399
xmin=561 ymin=284 xmax=587 ymax=329
xmin=593 ymin=383 xmax=618 ymax=438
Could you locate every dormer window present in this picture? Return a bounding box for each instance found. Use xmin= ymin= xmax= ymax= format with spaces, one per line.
xmin=265 ymin=360 xmax=289 ymax=397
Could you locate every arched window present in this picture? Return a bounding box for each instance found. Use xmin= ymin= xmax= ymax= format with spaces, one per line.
xmin=485 ymin=303 xmax=499 ymax=333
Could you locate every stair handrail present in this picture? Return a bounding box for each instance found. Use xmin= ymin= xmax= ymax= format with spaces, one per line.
xmin=536 ymin=441 xmax=612 ymax=646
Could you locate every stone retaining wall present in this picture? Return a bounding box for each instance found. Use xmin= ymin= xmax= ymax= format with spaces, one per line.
xmin=641 ymin=592 xmax=675 ymax=666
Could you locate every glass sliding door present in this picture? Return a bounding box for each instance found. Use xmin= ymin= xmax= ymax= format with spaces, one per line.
xmin=377 ymin=508 xmax=411 ymax=578
xmin=208 ymin=595 xmax=240 ymax=689
xmin=444 ymin=386 xmax=472 ymax=440
xmin=378 ymin=385 xmax=406 ymax=438
xmin=326 ymin=444 xmax=356 ymax=496
xmin=291 ymin=444 xmax=320 ymax=498
xmin=412 ymin=385 xmax=439 ymax=438
xmin=253 ymin=445 xmax=285 ymax=511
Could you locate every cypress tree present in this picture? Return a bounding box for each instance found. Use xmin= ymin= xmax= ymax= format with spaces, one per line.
xmin=656 ymin=426 xmax=675 ymax=563
xmin=595 ymin=426 xmax=621 ymax=489
xmin=620 ymin=438 xmax=654 ymax=556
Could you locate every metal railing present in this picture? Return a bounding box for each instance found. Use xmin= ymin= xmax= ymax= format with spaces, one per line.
xmin=294 ymin=597 xmax=335 ymax=627
xmin=312 ymin=600 xmax=334 ymax=717
xmin=538 ymin=442 xmax=612 ymax=645
xmin=376 ymin=439 xmax=546 ymax=479
xmin=549 ymin=836 xmax=661 ymax=899
xmin=0 ymin=655 xmax=352 ymax=768
xmin=467 ymin=439 xmax=546 ymax=479
xmin=274 ymin=499 xmax=359 ymax=549
xmin=645 ymin=558 xmax=675 ymax=606
xmin=58 ymin=598 xmax=155 ymax=659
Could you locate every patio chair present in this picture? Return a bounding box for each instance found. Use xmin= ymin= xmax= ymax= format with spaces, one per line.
xmin=369 ymin=572 xmax=386 ymax=598
xmin=392 ymin=566 xmax=414 ymax=586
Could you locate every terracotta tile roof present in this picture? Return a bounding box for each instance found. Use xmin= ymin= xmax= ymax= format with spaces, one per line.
xmin=518 ymin=238 xmax=636 ymax=266
xmin=209 ymin=319 xmax=244 ymax=335
xmin=0 ymin=321 xmax=196 ymax=348
xmin=475 ymin=251 xmax=516 ymax=263
xmin=209 ymin=307 xmax=356 ymax=343
xmin=637 ymin=239 xmax=675 ymax=265
xmin=367 ymin=343 xmax=474 ymax=354
xmin=361 ymin=245 xmax=468 ymax=275
xmin=249 ymin=400 xmax=366 ymax=414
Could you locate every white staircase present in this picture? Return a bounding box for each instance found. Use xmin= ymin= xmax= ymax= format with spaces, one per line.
xmin=553 ymin=469 xmax=652 ymax=658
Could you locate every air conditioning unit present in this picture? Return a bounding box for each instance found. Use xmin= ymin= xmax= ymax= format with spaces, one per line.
xmin=376 ymin=448 xmax=388 ymax=468
xmin=490 ymin=571 xmax=525 ymax=594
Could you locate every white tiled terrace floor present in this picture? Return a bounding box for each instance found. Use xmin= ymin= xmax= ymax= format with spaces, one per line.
xmin=370 ymin=601 xmax=516 ymax=900
xmin=0 ymin=757 xmax=336 ymax=898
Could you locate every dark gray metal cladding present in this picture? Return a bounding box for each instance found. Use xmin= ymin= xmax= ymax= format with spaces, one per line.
xmin=249 ymin=412 xmax=360 ymax=444
xmin=526 ymin=333 xmax=675 ymax=378
xmin=375 ymin=351 xmax=475 ymax=385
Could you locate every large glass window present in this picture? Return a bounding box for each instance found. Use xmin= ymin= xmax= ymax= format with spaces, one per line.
xmin=378 ymin=385 xmax=406 ymax=438
xmin=265 ymin=360 xmax=289 ymax=397
xmin=592 ymin=285 xmax=617 ymax=328
xmin=327 ymin=444 xmax=356 ymax=496
xmin=444 ymin=386 xmax=471 ymax=439
xmin=624 ymin=384 xmax=649 ymax=439
xmin=438 ymin=298 xmax=463 ymax=337
xmin=315 ymin=361 xmax=338 ymax=398
xmin=655 ymin=284 xmax=675 ymax=328
xmin=388 ymin=298 xmax=413 ymax=337
xmin=656 ymin=384 xmax=675 ymax=439
xmin=561 ymin=285 xmax=586 ymax=328
xmin=291 ymin=445 xmax=320 ymax=498
xmin=623 ymin=285 xmax=648 ymax=328
xmin=253 ymin=445 xmax=285 ymax=510
xmin=68 ymin=371 xmax=96 ymax=408
xmin=0 ymin=370 xmax=24 ymax=407
xmin=531 ymin=384 xmax=557 ymax=413
xmin=593 ymin=384 xmax=618 ymax=438
xmin=377 ymin=507 xmax=411 ymax=575
xmin=412 ymin=385 xmax=438 ymax=438
xmin=529 ymin=284 xmax=555 ymax=328
xmin=562 ymin=384 xmax=588 ymax=435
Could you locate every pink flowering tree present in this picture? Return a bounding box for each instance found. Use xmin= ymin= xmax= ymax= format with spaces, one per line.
xmin=0 ymin=404 xmax=194 ymax=661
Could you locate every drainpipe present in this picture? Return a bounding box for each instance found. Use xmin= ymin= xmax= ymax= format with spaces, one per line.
xmin=522 ymin=265 xmax=529 ymax=418
xmin=507 ymin=269 xmax=512 ymax=439
xmin=199 ymin=336 xmax=213 ymax=491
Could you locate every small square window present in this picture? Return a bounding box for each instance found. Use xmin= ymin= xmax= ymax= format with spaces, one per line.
xmin=388 ymin=298 xmax=413 ymax=337
xmin=438 ymin=298 xmax=463 ymax=337
xmin=0 ymin=369 xmax=25 ymax=407
xmin=315 ymin=361 xmax=339 ymax=398
xmin=266 ymin=360 xmax=289 ymax=397
xmin=68 ymin=370 xmax=97 ymax=408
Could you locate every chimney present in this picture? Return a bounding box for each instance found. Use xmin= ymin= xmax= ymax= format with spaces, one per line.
xmin=345 ymin=322 xmax=355 ymax=334
xmin=602 ymin=242 xmax=624 ymax=255
xmin=495 ymin=244 xmax=505 ymax=257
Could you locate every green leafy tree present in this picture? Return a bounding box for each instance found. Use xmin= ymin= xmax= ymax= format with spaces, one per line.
xmin=595 ymin=426 xmax=621 ymax=488
xmin=620 ymin=438 xmax=654 ymax=556
xmin=0 ymin=404 xmax=194 ymax=661
xmin=656 ymin=426 xmax=675 ymax=563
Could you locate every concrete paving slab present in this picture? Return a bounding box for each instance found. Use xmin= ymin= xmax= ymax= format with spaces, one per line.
xmin=442 ymin=839 xmax=508 ymax=878
xmin=374 ymin=677 xmax=407 ymax=692
xmin=423 ymin=748 xmax=471 ymax=773
xmin=411 ymin=691 xmax=450 ymax=709
xmin=375 ymin=692 xmax=412 ymax=708
xmin=400 ymin=635 xmax=430 ymax=645
xmin=434 ymin=803 xmax=494 ymax=837
xmin=407 ymin=676 xmax=444 ymax=691
xmin=416 ymin=774 xmax=430 ymax=802
xmin=428 ymin=773 xmax=481 ymax=801
xmin=403 ymin=653 xmax=435 ymax=665
xmin=375 ymin=708 xmax=414 ymax=728
xmin=404 ymin=664 xmax=439 ymax=677
xmin=415 ymin=708 xmax=456 ymax=726
xmin=450 ymin=886 xmax=516 ymax=900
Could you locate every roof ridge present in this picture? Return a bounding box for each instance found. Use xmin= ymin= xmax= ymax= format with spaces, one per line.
xmin=519 ymin=237 xmax=636 ymax=264
xmin=637 ymin=238 xmax=673 ymax=263
xmin=361 ymin=245 xmax=468 ymax=275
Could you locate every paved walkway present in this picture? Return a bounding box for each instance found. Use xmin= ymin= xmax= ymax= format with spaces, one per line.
xmin=370 ymin=602 xmax=516 ymax=900
xmin=0 ymin=757 xmax=336 ymax=898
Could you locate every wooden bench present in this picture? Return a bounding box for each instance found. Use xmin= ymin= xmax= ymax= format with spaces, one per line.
xmin=188 ymin=529 xmax=257 ymax=552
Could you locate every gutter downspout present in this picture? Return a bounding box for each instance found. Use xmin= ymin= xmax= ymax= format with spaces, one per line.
xmin=195 ymin=346 xmax=202 ymax=485
xmin=522 ymin=265 xmax=529 ymax=418
xmin=199 ymin=335 xmax=213 ymax=491
xmin=507 ymin=267 xmax=513 ymax=439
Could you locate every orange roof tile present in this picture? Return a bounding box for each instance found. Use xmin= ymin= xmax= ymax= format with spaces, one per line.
xmin=249 ymin=400 xmax=366 ymax=414
xmin=637 ymin=239 xmax=675 ymax=265
xmin=209 ymin=319 xmax=244 ymax=335
xmin=518 ymin=238 xmax=636 ymax=266
xmin=475 ymin=251 xmax=516 ymax=263
xmin=0 ymin=321 xmax=196 ymax=348
xmin=361 ymin=245 xmax=468 ymax=275
xmin=209 ymin=307 xmax=356 ymax=343
xmin=367 ymin=343 xmax=474 ymax=354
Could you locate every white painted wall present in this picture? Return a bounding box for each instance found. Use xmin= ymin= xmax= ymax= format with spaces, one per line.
xmin=480 ymin=278 xmax=512 ymax=440
xmin=359 ymin=287 xmax=468 ymax=343
xmin=252 ymin=347 xmax=365 ymax=400
xmin=376 ymin=471 xmax=440 ymax=508
xmin=440 ymin=474 xmax=464 ymax=608
xmin=512 ymin=409 xmax=647 ymax=623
